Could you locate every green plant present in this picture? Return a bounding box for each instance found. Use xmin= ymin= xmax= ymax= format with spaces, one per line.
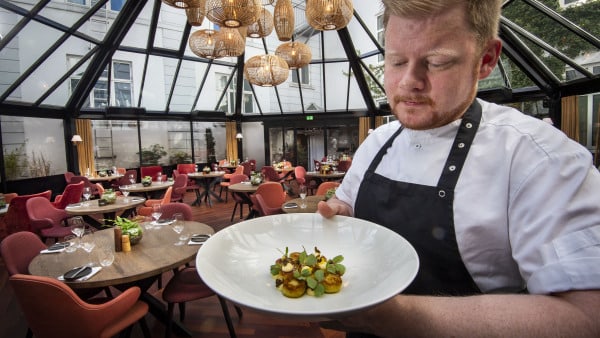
xmin=105 ymin=216 xmax=143 ymax=238
xmin=28 ymin=150 xmax=51 ymax=178
xmin=138 ymin=144 xmax=167 ymax=166
xmin=3 ymin=143 xmax=27 ymax=180
xmin=169 ymin=151 xmax=192 ymax=164
xmin=205 ymin=128 xmax=216 ymax=164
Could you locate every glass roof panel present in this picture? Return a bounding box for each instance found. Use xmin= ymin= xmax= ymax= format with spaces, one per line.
xmin=169 ymin=58 xmax=203 ymax=112
xmin=153 ymin=2 xmax=186 ymax=50
xmin=119 ymin=0 xmax=154 ymax=49
xmin=41 ymin=1 xmax=93 ymax=28
xmin=195 ymin=62 xmax=236 ymax=113
xmin=324 ymin=60 xmax=351 ymax=111
xmin=140 ymin=54 xmax=170 ymax=110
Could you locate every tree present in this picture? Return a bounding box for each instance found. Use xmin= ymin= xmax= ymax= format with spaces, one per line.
xmin=205 ymin=128 xmax=216 ymax=164
xmin=138 ymin=144 xmax=167 ymax=166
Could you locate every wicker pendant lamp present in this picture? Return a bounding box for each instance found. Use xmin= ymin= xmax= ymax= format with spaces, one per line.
xmin=273 ymin=0 xmax=294 ymax=41
xmin=275 ymin=41 xmax=312 ymax=69
xmin=215 ymin=27 xmax=246 ymax=58
xmin=185 ymin=1 xmax=206 ymax=26
xmin=189 ymin=29 xmax=221 ymax=59
xmin=306 ymin=0 xmax=354 ymax=31
xmin=162 ymin=0 xmax=205 ymax=9
xmin=244 ymin=54 xmax=289 ymax=87
xmin=247 ymin=7 xmax=274 ymax=38
xmin=205 ymin=0 xmax=262 ymax=28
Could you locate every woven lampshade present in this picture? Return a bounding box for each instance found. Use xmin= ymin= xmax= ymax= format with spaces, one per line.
xmin=273 ymin=0 xmax=294 ymax=41
xmin=244 ymin=54 xmax=289 ymax=87
xmin=275 ymin=41 xmax=312 ymax=69
xmin=247 ymin=7 xmax=274 ymax=38
xmin=215 ymin=27 xmax=246 ymax=58
xmin=185 ymin=1 xmax=206 ymax=26
xmin=162 ymin=0 xmax=205 ymax=8
xmin=189 ymin=29 xmax=221 ymax=59
xmin=306 ymin=0 xmax=354 ymax=31
xmin=205 ymin=0 xmax=262 ymax=28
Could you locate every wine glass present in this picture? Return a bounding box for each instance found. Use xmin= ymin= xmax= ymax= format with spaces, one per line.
xmin=120 ymin=186 xmax=130 ymax=202
xmin=82 ymin=187 xmax=92 ymax=206
xmin=70 ymin=216 xmax=86 ymax=246
xmin=172 ymin=213 xmax=185 ymax=246
xmin=299 ymin=185 xmax=307 ymax=209
xmin=80 ymin=232 xmax=96 ymax=264
xmin=157 ymin=172 xmax=163 ymax=184
xmin=151 ymin=204 xmax=162 ymax=225
xmin=128 ymin=174 xmax=135 ymax=185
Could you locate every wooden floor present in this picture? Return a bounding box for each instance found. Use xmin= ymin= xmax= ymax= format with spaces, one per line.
xmin=0 ymin=190 xmax=346 ymax=338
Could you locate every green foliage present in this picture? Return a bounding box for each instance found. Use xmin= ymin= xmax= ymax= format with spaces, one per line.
xmin=28 ymin=151 xmax=51 ymax=178
xmin=169 ymin=151 xmax=192 ymax=164
xmin=3 ymin=143 xmax=27 ymax=180
xmin=138 ymin=144 xmax=167 ymax=166
xmin=205 ymin=128 xmax=216 ymax=164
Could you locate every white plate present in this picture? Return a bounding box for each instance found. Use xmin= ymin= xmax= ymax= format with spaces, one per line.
xmin=196 ymin=213 xmax=419 ymax=320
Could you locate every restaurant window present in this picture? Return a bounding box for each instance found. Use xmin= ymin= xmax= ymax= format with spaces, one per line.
xmin=1 ymin=116 xmax=67 ymax=181
xmin=192 ymin=122 xmax=226 ymax=165
xmin=216 ymin=73 xmax=253 ymax=114
xmin=67 ymin=0 xmax=86 ymax=4
xmin=292 ymin=66 xmax=310 ymax=86
xmin=91 ymin=120 xmax=139 ymax=170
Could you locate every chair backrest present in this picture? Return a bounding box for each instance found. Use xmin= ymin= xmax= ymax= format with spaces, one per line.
xmin=1 ymin=190 xmax=52 ymax=237
xmin=229 ymin=174 xmax=248 ymax=185
xmin=233 ymin=165 xmax=244 ymax=175
xmin=52 ymin=181 xmax=85 ymax=209
xmin=10 ymin=273 xmax=144 ymax=338
xmin=27 ymin=197 xmax=68 ymax=233
xmin=117 ymin=169 xmax=137 ymax=186
xmin=254 ymin=193 xmax=283 ymax=216
xmin=3 ymin=192 xmax=18 ymax=204
xmin=248 ymin=159 xmax=256 ymax=171
xmin=140 ymin=165 xmax=163 ymax=181
xmin=69 ymin=176 xmax=100 ymax=196
xmin=170 ymin=174 xmax=188 ymax=202
xmin=240 ymin=161 xmax=253 ymax=176
xmin=294 ymin=166 xmax=307 ymax=185
xmin=337 ymin=160 xmax=352 ymax=172
xmin=0 ymin=231 xmax=47 ymax=275
xmin=176 ymin=163 xmax=196 ymax=175
xmin=116 ymin=167 xmax=126 ymax=175
xmin=64 ymin=171 xmax=75 ymax=183
xmin=160 ymin=203 xmax=193 ymax=221
xmin=261 ymin=166 xmax=282 ymax=182
xmin=255 ymin=182 xmax=286 ymax=209
xmin=316 ymin=181 xmax=340 ymax=195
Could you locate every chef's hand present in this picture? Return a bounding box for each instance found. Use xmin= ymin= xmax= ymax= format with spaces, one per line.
xmin=317 ymin=197 xmax=352 ymax=218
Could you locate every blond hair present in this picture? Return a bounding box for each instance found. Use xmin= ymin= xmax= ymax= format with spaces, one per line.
xmin=381 ymin=0 xmax=502 ymax=46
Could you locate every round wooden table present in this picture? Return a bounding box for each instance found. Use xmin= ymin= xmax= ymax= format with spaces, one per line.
xmin=305 ymin=171 xmax=346 ymax=182
xmin=87 ymin=174 xmax=123 ymax=183
xmin=281 ymin=195 xmax=325 ymax=213
xmin=29 ymin=220 xmax=213 ymax=289
xmin=65 ymin=196 xmax=146 ymax=228
xmin=188 ymin=171 xmax=226 ymax=206
xmin=228 ymin=182 xmax=260 ymax=219
xmin=119 ymin=181 xmax=174 ymax=199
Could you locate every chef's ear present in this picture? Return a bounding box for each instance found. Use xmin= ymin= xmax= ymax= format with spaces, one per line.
xmin=478 ymin=39 xmax=502 ymax=80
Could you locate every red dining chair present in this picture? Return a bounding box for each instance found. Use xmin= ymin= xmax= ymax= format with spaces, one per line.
xmin=0 ymin=190 xmax=52 ymax=240
xmin=294 ymin=166 xmax=317 ymax=195
xmin=160 ymin=202 xmax=193 ymax=221
xmin=250 ymin=182 xmax=286 ymax=216
xmin=240 ymin=161 xmax=253 ymax=177
xmin=0 ymin=231 xmax=46 ymax=276
xmin=316 ymin=181 xmax=340 ymax=196
xmin=2 ymin=192 xmax=18 ymax=204
xmin=169 ymin=174 xmax=188 ymax=203
xmin=140 ymin=165 xmax=163 ymax=181
xmin=64 ymin=171 xmax=75 ymax=183
xmin=220 ymin=166 xmax=244 ymax=202
xmin=162 ymin=268 xmax=242 ymax=338
xmin=337 ymin=159 xmax=352 ymax=172
xmin=228 ymin=174 xmax=250 ymax=221
xmin=10 ymin=273 xmax=150 ymax=338
xmin=137 ymin=187 xmax=173 ymax=217
xmin=26 ymin=196 xmax=73 ymax=243
xmin=52 ymin=181 xmax=85 ymax=209
xmin=70 ymin=175 xmax=101 ymax=199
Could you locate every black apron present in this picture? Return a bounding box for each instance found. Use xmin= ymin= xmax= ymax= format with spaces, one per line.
xmin=347 ymin=101 xmax=482 ymax=337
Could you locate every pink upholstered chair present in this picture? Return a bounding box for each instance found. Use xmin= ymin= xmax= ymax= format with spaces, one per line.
xmin=64 ymin=171 xmax=75 ymax=183
xmin=294 ymin=165 xmax=317 ymax=195
xmin=137 ymin=187 xmax=173 ymax=217
xmin=52 ymin=181 xmax=85 ymax=209
xmin=140 ymin=165 xmax=163 ymax=181
xmin=337 ymin=159 xmax=352 ymax=172
xmin=162 ymin=268 xmax=241 ymax=338
xmin=160 ymin=202 xmax=193 ymax=221
xmin=10 ymin=274 xmax=150 ymax=338
xmin=219 ymin=166 xmax=244 ymax=202
xmin=316 ymin=181 xmax=340 ymax=196
xmin=228 ymin=174 xmax=250 ymax=221
xmin=250 ymin=182 xmax=286 ymax=217
xmin=0 ymin=190 xmax=52 ymax=240
xmin=26 ymin=197 xmax=72 ymax=243
xmin=0 ymin=231 xmax=46 ymax=276
xmin=70 ymin=175 xmax=101 ymax=199
xmin=169 ymin=174 xmax=188 ymax=203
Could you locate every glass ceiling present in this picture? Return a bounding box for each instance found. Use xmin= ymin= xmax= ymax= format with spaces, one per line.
xmin=0 ymin=0 xmax=599 ymax=121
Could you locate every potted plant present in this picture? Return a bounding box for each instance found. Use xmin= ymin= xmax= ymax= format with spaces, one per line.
xmin=250 ymin=172 xmax=263 ymax=186
xmin=202 ymin=166 xmax=211 ymax=174
xmin=101 ymin=188 xmax=117 ymax=204
xmin=141 ymin=175 xmax=152 ymax=186
xmin=106 ymin=216 xmax=144 ymax=245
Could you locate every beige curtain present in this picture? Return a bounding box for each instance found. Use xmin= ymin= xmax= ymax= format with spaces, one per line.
xmin=561 ymin=96 xmax=579 ymax=142
xmin=225 ymin=121 xmax=238 ymax=162
xmin=75 ymin=119 xmax=95 ymax=175
xmin=359 ymin=116 xmax=386 ymax=145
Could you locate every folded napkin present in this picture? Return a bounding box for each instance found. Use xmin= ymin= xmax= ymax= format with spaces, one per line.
xmin=66 ymin=203 xmax=82 ymax=208
xmin=40 ymin=242 xmax=72 ymax=254
xmin=188 ymin=234 xmax=211 ymax=245
xmin=58 ymin=266 xmax=102 ymax=282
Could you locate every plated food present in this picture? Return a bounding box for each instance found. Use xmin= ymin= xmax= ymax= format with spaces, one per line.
xmin=271 ymin=247 xmax=345 ymax=298
xmin=196 ymin=214 xmax=419 ymax=320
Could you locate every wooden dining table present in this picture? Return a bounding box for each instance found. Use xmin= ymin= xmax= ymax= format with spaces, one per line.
xmin=29 ymin=220 xmax=214 ymax=336
xmin=65 ymin=196 xmax=146 ymax=228
xmin=228 ymin=182 xmax=260 ymax=219
xmin=281 ymin=195 xmax=325 ymax=214
xmin=305 ymin=171 xmax=346 ymax=182
xmin=119 ymin=181 xmax=174 ymax=199
xmin=87 ymin=174 xmax=123 ymax=183
xmin=187 ymin=171 xmax=225 ymax=207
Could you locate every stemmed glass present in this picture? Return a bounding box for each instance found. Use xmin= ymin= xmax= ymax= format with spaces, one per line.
xmin=151 ymin=204 xmax=162 ymax=226
xmin=172 ymin=213 xmax=185 ymax=246
xmin=82 ymin=186 xmax=92 ymax=206
xmin=80 ymin=231 xmax=96 ymax=265
xmin=157 ymin=172 xmax=163 ymax=184
xmin=70 ymin=216 xmax=86 ymax=247
xmin=120 ymin=186 xmax=130 ymax=202
xmin=129 ymin=174 xmax=135 ymax=186
xmin=299 ymin=185 xmax=307 ymax=209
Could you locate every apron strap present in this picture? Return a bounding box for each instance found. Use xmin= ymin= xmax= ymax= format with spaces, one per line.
xmin=366 ymin=125 xmax=404 ymax=173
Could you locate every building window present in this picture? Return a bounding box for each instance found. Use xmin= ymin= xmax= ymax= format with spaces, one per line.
xmin=69 ymin=56 xmax=133 ymax=108
xmin=67 ymin=0 xmax=86 ymax=4
xmin=377 ymin=14 xmax=385 ymax=62
xmin=216 ymin=73 xmax=253 ymax=114
xmin=292 ymin=66 xmax=310 ymax=86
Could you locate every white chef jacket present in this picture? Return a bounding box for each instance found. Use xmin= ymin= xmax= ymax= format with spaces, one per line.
xmin=336 ymin=98 xmax=600 ymax=294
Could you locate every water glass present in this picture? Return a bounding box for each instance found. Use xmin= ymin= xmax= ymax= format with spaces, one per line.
xmin=299 ymin=186 xmax=307 ymax=209
xmin=64 ymin=235 xmax=77 ymax=253
xmin=98 ymin=250 xmax=115 ymax=267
